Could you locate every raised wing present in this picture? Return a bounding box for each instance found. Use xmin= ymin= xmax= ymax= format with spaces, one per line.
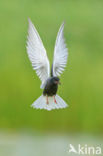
xmin=52 ymin=22 xmax=68 ymax=77
xmin=26 ymin=19 xmax=50 ymax=88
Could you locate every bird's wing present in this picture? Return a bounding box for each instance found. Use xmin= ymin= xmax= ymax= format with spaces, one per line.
xmin=26 ymin=19 xmax=50 ymax=89
xmin=52 ymin=22 xmax=68 ymax=77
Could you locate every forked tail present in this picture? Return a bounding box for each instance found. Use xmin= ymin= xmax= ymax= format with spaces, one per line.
xmin=31 ymin=95 xmax=68 ymax=111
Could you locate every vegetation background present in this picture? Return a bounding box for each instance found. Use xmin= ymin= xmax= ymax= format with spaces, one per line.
xmin=0 ymin=0 xmax=103 ymax=135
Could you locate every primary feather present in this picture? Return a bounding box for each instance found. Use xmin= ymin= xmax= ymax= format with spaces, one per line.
xmin=52 ymin=22 xmax=68 ymax=77
xmin=26 ymin=19 xmax=50 ymax=88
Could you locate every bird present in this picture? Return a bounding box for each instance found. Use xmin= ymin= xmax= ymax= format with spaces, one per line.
xmin=26 ymin=18 xmax=69 ymax=111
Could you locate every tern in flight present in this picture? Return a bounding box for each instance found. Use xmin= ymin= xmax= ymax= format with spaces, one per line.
xmin=26 ymin=19 xmax=69 ymax=111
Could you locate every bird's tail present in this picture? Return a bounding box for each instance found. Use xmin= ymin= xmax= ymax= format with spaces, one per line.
xmin=31 ymin=94 xmax=68 ymax=111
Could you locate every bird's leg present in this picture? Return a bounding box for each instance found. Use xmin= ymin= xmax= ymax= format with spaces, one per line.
xmin=53 ymin=96 xmax=57 ymax=104
xmin=46 ymin=96 xmax=49 ymax=104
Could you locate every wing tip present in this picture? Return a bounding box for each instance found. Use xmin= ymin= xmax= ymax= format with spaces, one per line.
xmin=28 ymin=17 xmax=31 ymax=23
xmin=28 ymin=17 xmax=34 ymax=28
xmin=60 ymin=21 xmax=65 ymax=30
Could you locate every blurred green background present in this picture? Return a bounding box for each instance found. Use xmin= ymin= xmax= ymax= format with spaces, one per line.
xmin=0 ymin=0 xmax=103 ymax=134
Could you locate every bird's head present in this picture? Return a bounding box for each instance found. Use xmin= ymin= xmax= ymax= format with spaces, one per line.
xmin=52 ymin=77 xmax=61 ymax=85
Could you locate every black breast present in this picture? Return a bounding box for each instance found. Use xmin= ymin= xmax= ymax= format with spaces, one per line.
xmin=43 ymin=79 xmax=58 ymax=96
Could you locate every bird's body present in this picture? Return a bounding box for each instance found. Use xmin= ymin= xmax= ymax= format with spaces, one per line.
xmin=26 ymin=19 xmax=69 ymax=110
xmin=43 ymin=77 xmax=59 ymax=96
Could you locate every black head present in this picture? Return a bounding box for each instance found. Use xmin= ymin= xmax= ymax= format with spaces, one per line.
xmin=51 ymin=77 xmax=61 ymax=85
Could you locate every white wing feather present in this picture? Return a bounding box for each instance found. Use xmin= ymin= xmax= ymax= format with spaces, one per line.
xmin=53 ymin=22 xmax=68 ymax=77
xmin=26 ymin=19 xmax=50 ymax=88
